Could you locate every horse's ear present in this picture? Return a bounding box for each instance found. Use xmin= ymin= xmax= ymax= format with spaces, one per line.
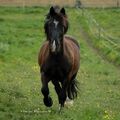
xmin=49 ymin=6 xmax=55 ymax=16
xmin=60 ymin=7 xmax=66 ymax=16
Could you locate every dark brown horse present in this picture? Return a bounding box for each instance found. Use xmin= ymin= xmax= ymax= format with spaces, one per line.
xmin=38 ymin=6 xmax=80 ymax=110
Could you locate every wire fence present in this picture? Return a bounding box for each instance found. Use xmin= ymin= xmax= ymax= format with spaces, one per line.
xmin=75 ymin=6 xmax=120 ymax=66
xmin=76 ymin=6 xmax=120 ymax=52
xmin=85 ymin=10 xmax=119 ymax=45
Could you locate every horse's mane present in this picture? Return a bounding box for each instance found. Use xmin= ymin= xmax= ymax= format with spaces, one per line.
xmin=64 ymin=35 xmax=80 ymax=48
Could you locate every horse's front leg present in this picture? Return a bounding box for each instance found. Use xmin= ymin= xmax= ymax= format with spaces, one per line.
xmin=41 ymin=72 xmax=53 ymax=107
xmin=60 ymin=80 xmax=67 ymax=108
xmin=52 ymin=79 xmax=67 ymax=111
xmin=52 ymin=80 xmax=62 ymax=105
xmin=52 ymin=80 xmax=66 ymax=111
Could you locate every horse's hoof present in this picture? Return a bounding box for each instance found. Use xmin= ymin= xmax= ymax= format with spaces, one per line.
xmin=65 ymin=97 xmax=74 ymax=107
xmin=43 ymin=97 xmax=53 ymax=107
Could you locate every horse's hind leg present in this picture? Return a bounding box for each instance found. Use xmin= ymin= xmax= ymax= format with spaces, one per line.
xmin=41 ymin=72 xmax=53 ymax=107
xmin=67 ymin=73 xmax=78 ymax=100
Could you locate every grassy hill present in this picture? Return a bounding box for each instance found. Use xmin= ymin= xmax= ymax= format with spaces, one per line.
xmin=0 ymin=7 xmax=120 ymax=120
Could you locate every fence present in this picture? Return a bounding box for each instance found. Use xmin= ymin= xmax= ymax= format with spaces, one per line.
xmin=0 ymin=0 xmax=120 ymax=7
xmin=83 ymin=10 xmax=119 ymax=45
xmin=76 ymin=6 xmax=120 ymax=55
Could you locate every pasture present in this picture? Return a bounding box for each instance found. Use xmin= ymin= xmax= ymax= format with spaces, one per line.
xmin=0 ymin=7 xmax=120 ymax=120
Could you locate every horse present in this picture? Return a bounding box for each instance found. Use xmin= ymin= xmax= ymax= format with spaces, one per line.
xmin=38 ymin=6 xmax=80 ymax=110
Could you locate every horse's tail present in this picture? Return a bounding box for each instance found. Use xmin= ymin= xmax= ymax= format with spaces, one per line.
xmin=67 ymin=74 xmax=79 ymax=99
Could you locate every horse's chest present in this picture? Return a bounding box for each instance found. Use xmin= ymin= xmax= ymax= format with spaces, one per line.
xmin=44 ymin=58 xmax=70 ymax=80
xmin=48 ymin=64 xmax=66 ymax=80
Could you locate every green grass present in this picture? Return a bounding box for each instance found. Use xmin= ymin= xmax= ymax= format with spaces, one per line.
xmin=0 ymin=7 xmax=120 ymax=120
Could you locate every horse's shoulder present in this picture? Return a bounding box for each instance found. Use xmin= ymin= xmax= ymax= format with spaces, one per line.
xmin=64 ymin=35 xmax=80 ymax=48
xmin=38 ymin=40 xmax=49 ymax=66
xmin=64 ymin=35 xmax=80 ymax=63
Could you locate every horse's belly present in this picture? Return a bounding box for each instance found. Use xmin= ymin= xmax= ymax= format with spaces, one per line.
xmin=46 ymin=67 xmax=68 ymax=81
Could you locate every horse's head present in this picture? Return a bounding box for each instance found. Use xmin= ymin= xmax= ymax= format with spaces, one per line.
xmin=44 ymin=6 xmax=68 ymax=54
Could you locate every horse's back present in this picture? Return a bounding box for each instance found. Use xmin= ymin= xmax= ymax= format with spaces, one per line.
xmin=64 ymin=35 xmax=80 ymax=79
xmin=64 ymin=35 xmax=80 ymax=48
xmin=64 ymin=35 xmax=80 ymax=55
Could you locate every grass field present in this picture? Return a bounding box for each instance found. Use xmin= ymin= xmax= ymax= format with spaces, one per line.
xmin=0 ymin=7 xmax=120 ymax=120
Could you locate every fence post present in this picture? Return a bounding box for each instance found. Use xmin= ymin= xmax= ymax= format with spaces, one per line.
xmin=75 ymin=0 xmax=82 ymax=8
xmin=22 ymin=0 xmax=25 ymax=11
xmin=117 ymin=0 xmax=119 ymax=7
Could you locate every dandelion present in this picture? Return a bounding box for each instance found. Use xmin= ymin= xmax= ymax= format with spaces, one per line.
xmin=103 ymin=110 xmax=113 ymax=120
xmin=32 ymin=64 xmax=39 ymax=72
xmin=103 ymin=114 xmax=110 ymax=120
